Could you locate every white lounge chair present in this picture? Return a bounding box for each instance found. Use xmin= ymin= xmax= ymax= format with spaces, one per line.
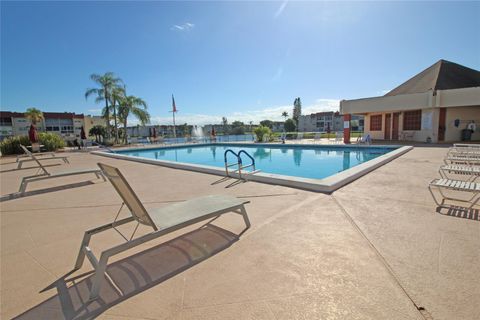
xmin=17 ymin=145 xmax=69 ymax=169
xmin=16 ymin=145 xmax=55 ymax=162
xmin=358 ymin=133 xmax=372 ymax=145
xmin=72 ymin=163 xmax=250 ymax=300
xmin=439 ymin=164 xmax=480 ymax=182
xmin=334 ymin=132 xmax=343 ymax=144
xmin=295 ymin=132 xmax=304 ymax=143
xmin=444 ymin=155 xmax=480 ymax=166
xmin=429 ymin=178 xmax=480 ymax=209
xmin=18 ymin=152 xmax=105 ymax=193
xmin=313 ymin=132 xmax=322 ymax=144
xmin=453 ymin=143 xmax=480 ymax=149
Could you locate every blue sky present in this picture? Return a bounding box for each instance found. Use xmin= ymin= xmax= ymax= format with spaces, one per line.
xmin=1 ymin=1 xmax=479 ymax=125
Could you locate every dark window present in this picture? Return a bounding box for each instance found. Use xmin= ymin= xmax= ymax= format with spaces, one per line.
xmin=370 ymin=115 xmax=382 ymax=131
xmin=403 ymin=110 xmax=422 ymax=130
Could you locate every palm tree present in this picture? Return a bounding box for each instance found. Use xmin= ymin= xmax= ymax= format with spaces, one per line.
xmin=25 ymin=107 xmax=44 ymax=125
xmin=282 ymin=111 xmax=288 ymax=120
xmin=109 ymin=86 xmax=126 ymax=144
xmin=118 ymin=95 xmax=150 ymax=144
xmin=85 ymin=72 xmax=123 ymax=141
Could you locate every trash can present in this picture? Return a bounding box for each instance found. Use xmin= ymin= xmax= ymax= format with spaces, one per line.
xmin=461 ymin=129 xmax=472 ymax=141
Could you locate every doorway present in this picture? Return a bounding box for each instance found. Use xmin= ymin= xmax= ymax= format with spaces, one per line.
xmin=385 ymin=113 xmax=391 ymax=140
xmin=438 ymin=108 xmax=446 ymax=141
xmin=392 ymin=113 xmax=400 ymax=140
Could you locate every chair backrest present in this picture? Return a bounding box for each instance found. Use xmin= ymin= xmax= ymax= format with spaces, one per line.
xmin=97 ymin=163 xmax=158 ymax=230
xmin=20 ymin=145 xmax=49 ymax=175
xmin=297 ymin=132 xmax=304 ymax=140
xmin=314 ymin=133 xmax=321 ymax=140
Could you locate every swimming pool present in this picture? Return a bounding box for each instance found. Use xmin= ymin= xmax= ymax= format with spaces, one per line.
xmin=116 ymin=144 xmax=394 ymax=180
xmin=95 ymin=143 xmax=412 ymax=192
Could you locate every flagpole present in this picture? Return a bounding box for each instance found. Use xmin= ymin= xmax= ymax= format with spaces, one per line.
xmin=172 ymin=111 xmax=176 ymax=138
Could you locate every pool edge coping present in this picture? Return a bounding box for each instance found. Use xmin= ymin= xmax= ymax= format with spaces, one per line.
xmin=91 ymin=144 xmax=413 ymax=193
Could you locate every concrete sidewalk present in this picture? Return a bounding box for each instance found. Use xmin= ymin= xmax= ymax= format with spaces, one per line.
xmin=0 ymin=147 xmax=478 ymax=319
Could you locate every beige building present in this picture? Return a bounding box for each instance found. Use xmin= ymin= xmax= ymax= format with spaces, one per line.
xmin=0 ymin=111 xmax=104 ymax=141
xmin=340 ymin=60 xmax=480 ymax=143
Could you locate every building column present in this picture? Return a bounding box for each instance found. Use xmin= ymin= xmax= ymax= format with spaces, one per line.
xmin=343 ymin=114 xmax=351 ymax=144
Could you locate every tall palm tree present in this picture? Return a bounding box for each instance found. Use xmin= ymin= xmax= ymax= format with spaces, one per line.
xmin=109 ymin=86 xmax=126 ymax=144
xmin=282 ymin=111 xmax=288 ymax=120
xmin=85 ymin=72 xmax=123 ymax=140
xmin=118 ymin=95 xmax=150 ymax=144
xmin=25 ymin=107 xmax=44 ymax=125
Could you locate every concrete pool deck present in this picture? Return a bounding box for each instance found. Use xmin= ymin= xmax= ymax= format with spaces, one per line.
xmin=1 ymin=146 xmax=478 ymax=319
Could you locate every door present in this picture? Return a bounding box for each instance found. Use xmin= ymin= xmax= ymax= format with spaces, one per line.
xmin=392 ymin=113 xmax=400 ymax=140
xmin=384 ymin=113 xmax=391 ymax=140
xmin=438 ymin=108 xmax=446 ymax=141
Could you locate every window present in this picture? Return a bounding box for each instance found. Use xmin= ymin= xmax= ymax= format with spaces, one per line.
xmin=403 ymin=110 xmax=422 ymax=130
xmin=370 ymin=115 xmax=382 ymax=131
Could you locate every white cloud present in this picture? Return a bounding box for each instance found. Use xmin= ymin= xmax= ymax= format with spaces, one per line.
xmin=128 ymin=99 xmax=340 ymax=126
xmin=87 ymin=108 xmax=102 ymax=115
xmin=172 ymin=22 xmax=195 ymax=31
xmin=274 ymin=1 xmax=288 ymax=19
xmin=272 ymin=67 xmax=283 ymax=81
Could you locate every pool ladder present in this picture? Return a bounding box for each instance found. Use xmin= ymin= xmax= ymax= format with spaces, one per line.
xmin=224 ymin=149 xmax=260 ymax=180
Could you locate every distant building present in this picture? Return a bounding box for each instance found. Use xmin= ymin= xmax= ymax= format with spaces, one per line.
xmin=298 ymin=111 xmax=363 ymax=132
xmin=271 ymin=121 xmax=285 ymax=132
xmin=0 ymin=111 xmax=100 ymax=141
xmin=340 ymin=60 xmax=480 ymax=143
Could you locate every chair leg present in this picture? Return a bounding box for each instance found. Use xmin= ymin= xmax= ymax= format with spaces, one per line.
xmin=239 ymin=205 xmax=251 ymax=229
xmin=74 ymin=231 xmax=92 ymax=270
xmin=89 ymin=253 xmax=109 ymax=300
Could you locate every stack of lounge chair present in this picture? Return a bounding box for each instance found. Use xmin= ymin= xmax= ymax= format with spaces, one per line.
xmin=429 ymin=143 xmax=480 ymax=209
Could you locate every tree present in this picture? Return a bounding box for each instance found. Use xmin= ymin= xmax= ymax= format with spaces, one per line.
xmin=118 ymin=95 xmax=150 ymax=144
xmin=260 ymin=120 xmax=273 ymax=129
xmin=293 ymin=97 xmax=302 ymax=130
xmin=89 ymin=125 xmax=106 ymax=143
xmin=85 ymin=72 xmax=123 ymax=140
xmin=25 ymin=107 xmax=44 ymax=125
xmin=282 ymin=111 xmax=288 ymax=120
xmin=284 ymin=118 xmax=296 ymax=132
xmin=231 ymin=121 xmax=245 ymax=135
xmin=109 ymin=86 xmax=126 ymax=144
xmin=222 ymin=117 xmax=229 ymax=134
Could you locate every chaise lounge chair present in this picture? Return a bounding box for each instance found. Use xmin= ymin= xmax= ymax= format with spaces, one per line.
xmin=18 ymin=152 xmax=105 ymax=193
xmin=17 ymin=145 xmax=69 ymax=169
xmin=72 ymin=163 xmax=250 ymax=300
xmin=444 ymin=155 xmax=480 ymax=166
xmin=334 ymin=132 xmax=343 ymax=144
xmin=428 ymin=178 xmax=480 ymax=209
xmin=439 ymin=164 xmax=480 ymax=182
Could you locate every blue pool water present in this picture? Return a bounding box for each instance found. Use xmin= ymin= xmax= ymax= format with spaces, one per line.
xmin=117 ymin=144 xmax=397 ymax=180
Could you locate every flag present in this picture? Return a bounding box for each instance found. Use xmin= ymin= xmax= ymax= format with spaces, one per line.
xmin=172 ymin=94 xmax=177 ymax=113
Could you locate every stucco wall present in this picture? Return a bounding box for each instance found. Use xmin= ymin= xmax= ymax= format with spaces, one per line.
xmin=444 ymin=106 xmax=480 ymax=141
xmin=363 ymin=108 xmax=441 ymax=142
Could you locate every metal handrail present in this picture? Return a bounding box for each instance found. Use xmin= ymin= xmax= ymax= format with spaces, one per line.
xmin=224 ymin=149 xmax=241 ymax=177
xmin=91 ymin=141 xmax=115 ymax=153
xmin=238 ymin=150 xmax=255 ymax=168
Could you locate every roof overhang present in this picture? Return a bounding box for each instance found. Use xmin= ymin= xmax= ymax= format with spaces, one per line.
xmin=340 ymin=87 xmax=480 ymax=114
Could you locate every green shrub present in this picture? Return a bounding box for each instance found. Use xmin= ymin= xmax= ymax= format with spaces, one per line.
xmin=253 ymin=126 xmax=272 ymax=142
xmin=0 ymin=136 xmax=31 ymax=155
xmin=0 ymin=132 xmax=65 ymax=155
xmin=38 ymin=132 xmax=65 ymax=151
